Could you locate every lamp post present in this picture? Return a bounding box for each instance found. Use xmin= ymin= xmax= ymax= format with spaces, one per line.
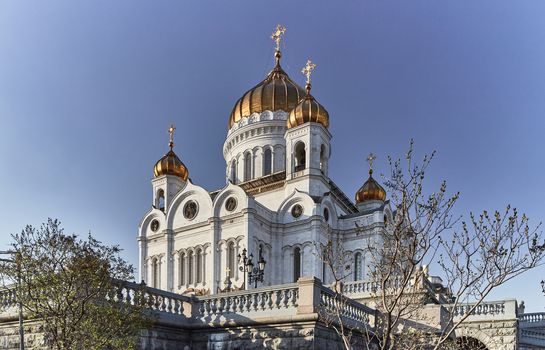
xmin=0 ymin=250 xmax=24 ymax=350
xmin=237 ymin=246 xmax=266 ymax=289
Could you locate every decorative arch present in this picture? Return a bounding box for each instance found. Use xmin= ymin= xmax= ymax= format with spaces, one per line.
xmin=138 ymin=209 xmax=167 ymax=238
xmin=276 ymin=190 xmax=316 ymax=224
xmin=456 ymin=337 xmax=487 ymax=350
xmin=454 ymin=327 xmax=496 ymax=350
xmin=320 ymin=194 xmax=339 ymax=227
xmin=166 ymin=181 xmax=213 ymax=229
xmin=211 ymin=182 xmax=249 ymax=218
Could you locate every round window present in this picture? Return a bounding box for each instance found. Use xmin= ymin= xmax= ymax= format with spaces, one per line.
xmin=150 ymin=219 xmax=160 ymax=232
xmin=324 ymin=208 xmax=329 ymax=222
xmin=225 ymin=197 xmax=237 ymax=212
xmin=291 ymin=204 xmax=303 ymax=218
xmin=183 ymin=201 xmax=198 ymax=220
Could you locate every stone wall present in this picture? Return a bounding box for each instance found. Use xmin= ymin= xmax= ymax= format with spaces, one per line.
xmin=0 ymin=319 xmax=45 ymax=350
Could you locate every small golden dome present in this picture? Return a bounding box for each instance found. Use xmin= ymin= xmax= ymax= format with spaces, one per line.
xmin=355 ymin=169 xmax=386 ymax=203
xmin=228 ymin=50 xmax=306 ymax=130
xmin=153 ymin=125 xmax=189 ymax=180
xmin=287 ymin=59 xmax=329 ymax=129
xmin=287 ymin=84 xmax=329 ymax=129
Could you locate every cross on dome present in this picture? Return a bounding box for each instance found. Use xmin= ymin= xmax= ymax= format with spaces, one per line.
xmin=271 ymin=24 xmax=286 ymax=52
xmin=301 ymin=59 xmax=316 ymax=86
xmin=168 ymin=124 xmax=176 ymax=150
xmin=366 ymin=153 xmax=376 ymax=174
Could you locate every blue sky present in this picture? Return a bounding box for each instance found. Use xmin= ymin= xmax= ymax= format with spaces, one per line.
xmin=1 ymin=1 xmax=544 ymax=310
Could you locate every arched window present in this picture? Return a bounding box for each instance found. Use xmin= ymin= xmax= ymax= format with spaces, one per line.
xmin=293 ymin=247 xmax=301 ymax=282
xmin=354 ymin=252 xmax=363 ymax=281
xmin=263 ymin=148 xmax=272 ymax=176
xmin=157 ymin=189 xmax=165 ymax=211
xmin=179 ymin=252 xmax=186 ymax=286
xmin=230 ymin=159 xmax=237 ymax=184
xmin=244 ymin=152 xmax=252 ymax=181
xmin=294 ymin=142 xmax=306 ymax=172
xmin=188 ymin=251 xmax=194 ymax=285
xmin=320 ymin=144 xmax=327 ymax=174
xmin=227 ymin=242 xmax=235 ymax=278
xmin=196 ymin=249 xmax=203 ymax=283
xmin=152 ymin=258 xmax=159 ymax=288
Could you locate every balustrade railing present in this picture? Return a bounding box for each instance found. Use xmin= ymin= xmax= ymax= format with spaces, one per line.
xmin=319 ymin=286 xmax=375 ymax=327
xmin=114 ymin=280 xmax=191 ymax=316
xmin=196 ymin=283 xmax=299 ymax=319
xmin=341 ymin=280 xmax=379 ymax=295
xmin=520 ymin=312 xmax=545 ymax=324
xmin=0 ymin=278 xmax=377 ymax=331
xmin=0 ymin=288 xmax=17 ymax=309
xmin=452 ymin=301 xmax=508 ymax=318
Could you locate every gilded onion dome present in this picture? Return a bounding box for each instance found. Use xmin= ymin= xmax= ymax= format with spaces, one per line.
xmin=356 ymin=154 xmax=386 ymax=203
xmin=228 ymin=51 xmax=306 ymax=130
xmin=153 ymin=125 xmax=189 ymax=181
xmin=355 ymin=169 xmax=386 ymax=203
xmin=228 ymin=25 xmax=306 ymax=130
xmin=287 ymin=59 xmax=329 ymax=129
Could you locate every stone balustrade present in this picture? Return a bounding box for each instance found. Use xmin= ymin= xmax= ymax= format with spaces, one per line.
xmin=115 ymin=280 xmax=191 ymax=316
xmin=451 ymin=299 xmax=518 ymax=322
xmin=195 ymin=283 xmax=299 ymax=321
xmin=520 ymin=312 xmax=545 ymax=324
xmin=319 ymin=286 xmax=375 ymax=327
xmin=341 ymin=280 xmax=379 ymax=295
xmin=0 ymin=278 xmax=377 ymax=332
xmin=0 ymin=289 xmax=16 ymax=309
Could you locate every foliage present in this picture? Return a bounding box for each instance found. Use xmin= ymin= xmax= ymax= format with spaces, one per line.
xmin=0 ymin=218 xmax=151 ymax=350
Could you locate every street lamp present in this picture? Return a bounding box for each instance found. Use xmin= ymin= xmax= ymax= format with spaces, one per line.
xmin=237 ymin=246 xmax=266 ymax=289
xmin=0 ymin=250 xmax=24 ymax=350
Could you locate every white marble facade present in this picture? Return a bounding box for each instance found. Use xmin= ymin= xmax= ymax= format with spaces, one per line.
xmin=137 ymin=107 xmax=391 ymax=295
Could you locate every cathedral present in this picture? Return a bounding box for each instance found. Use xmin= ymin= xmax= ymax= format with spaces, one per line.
xmin=138 ymin=25 xmax=390 ymax=296
xmin=0 ymin=25 xmax=541 ymax=350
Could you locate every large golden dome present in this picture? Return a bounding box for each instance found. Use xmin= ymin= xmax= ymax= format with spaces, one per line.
xmin=287 ymin=83 xmax=329 ymax=129
xmin=153 ymin=125 xmax=189 ymax=180
xmin=355 ymin=169 xmax=386 ymax=203
xmin=228 ymin=51 xmax=306 ymax=130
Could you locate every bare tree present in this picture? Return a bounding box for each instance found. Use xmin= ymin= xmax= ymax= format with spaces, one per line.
xmin=321 ymin=141 xmax=544 ymax=350
xmin=315 ymin=226 xmax=374 ymax=349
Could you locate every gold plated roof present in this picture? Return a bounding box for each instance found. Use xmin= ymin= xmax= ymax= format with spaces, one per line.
xmin=287 ymin=85 xmax=329 ymax=129
xmin=355 ymin=169 xmax=386 ymax=203
xmin=153 ymin=125 xmax=189 ymax=180
xmin=287 ymin=59 xmax=329 ymax=129
xmin=228 ymin=50 xmax=306 ymax=130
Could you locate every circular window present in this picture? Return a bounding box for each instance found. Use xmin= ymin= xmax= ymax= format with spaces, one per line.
xmin=150 ymin=219 xmax=160 ymax=232
xmin=183 ymin=201 xmax=198 ymax=220
xmin=324 ymin=208 xmax=329 ymax=222
xmin=291 ymin=204 xmax=303 ymax=218
xmin=225 ymin=197 xmax=237 ymax=211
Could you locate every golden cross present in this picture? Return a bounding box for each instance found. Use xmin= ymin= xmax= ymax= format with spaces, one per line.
xmin=168 ymin=124 xmax=176 ymax=149
xmin=301 ymin=59 xmax=316 ymax=85
xmin=366 ymin=153 xmax=377 ymax=171
xmin=271 ymin=24 xmax=286 ymax=52
xmin=225 ymin=267 xmax=231 ymax=274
